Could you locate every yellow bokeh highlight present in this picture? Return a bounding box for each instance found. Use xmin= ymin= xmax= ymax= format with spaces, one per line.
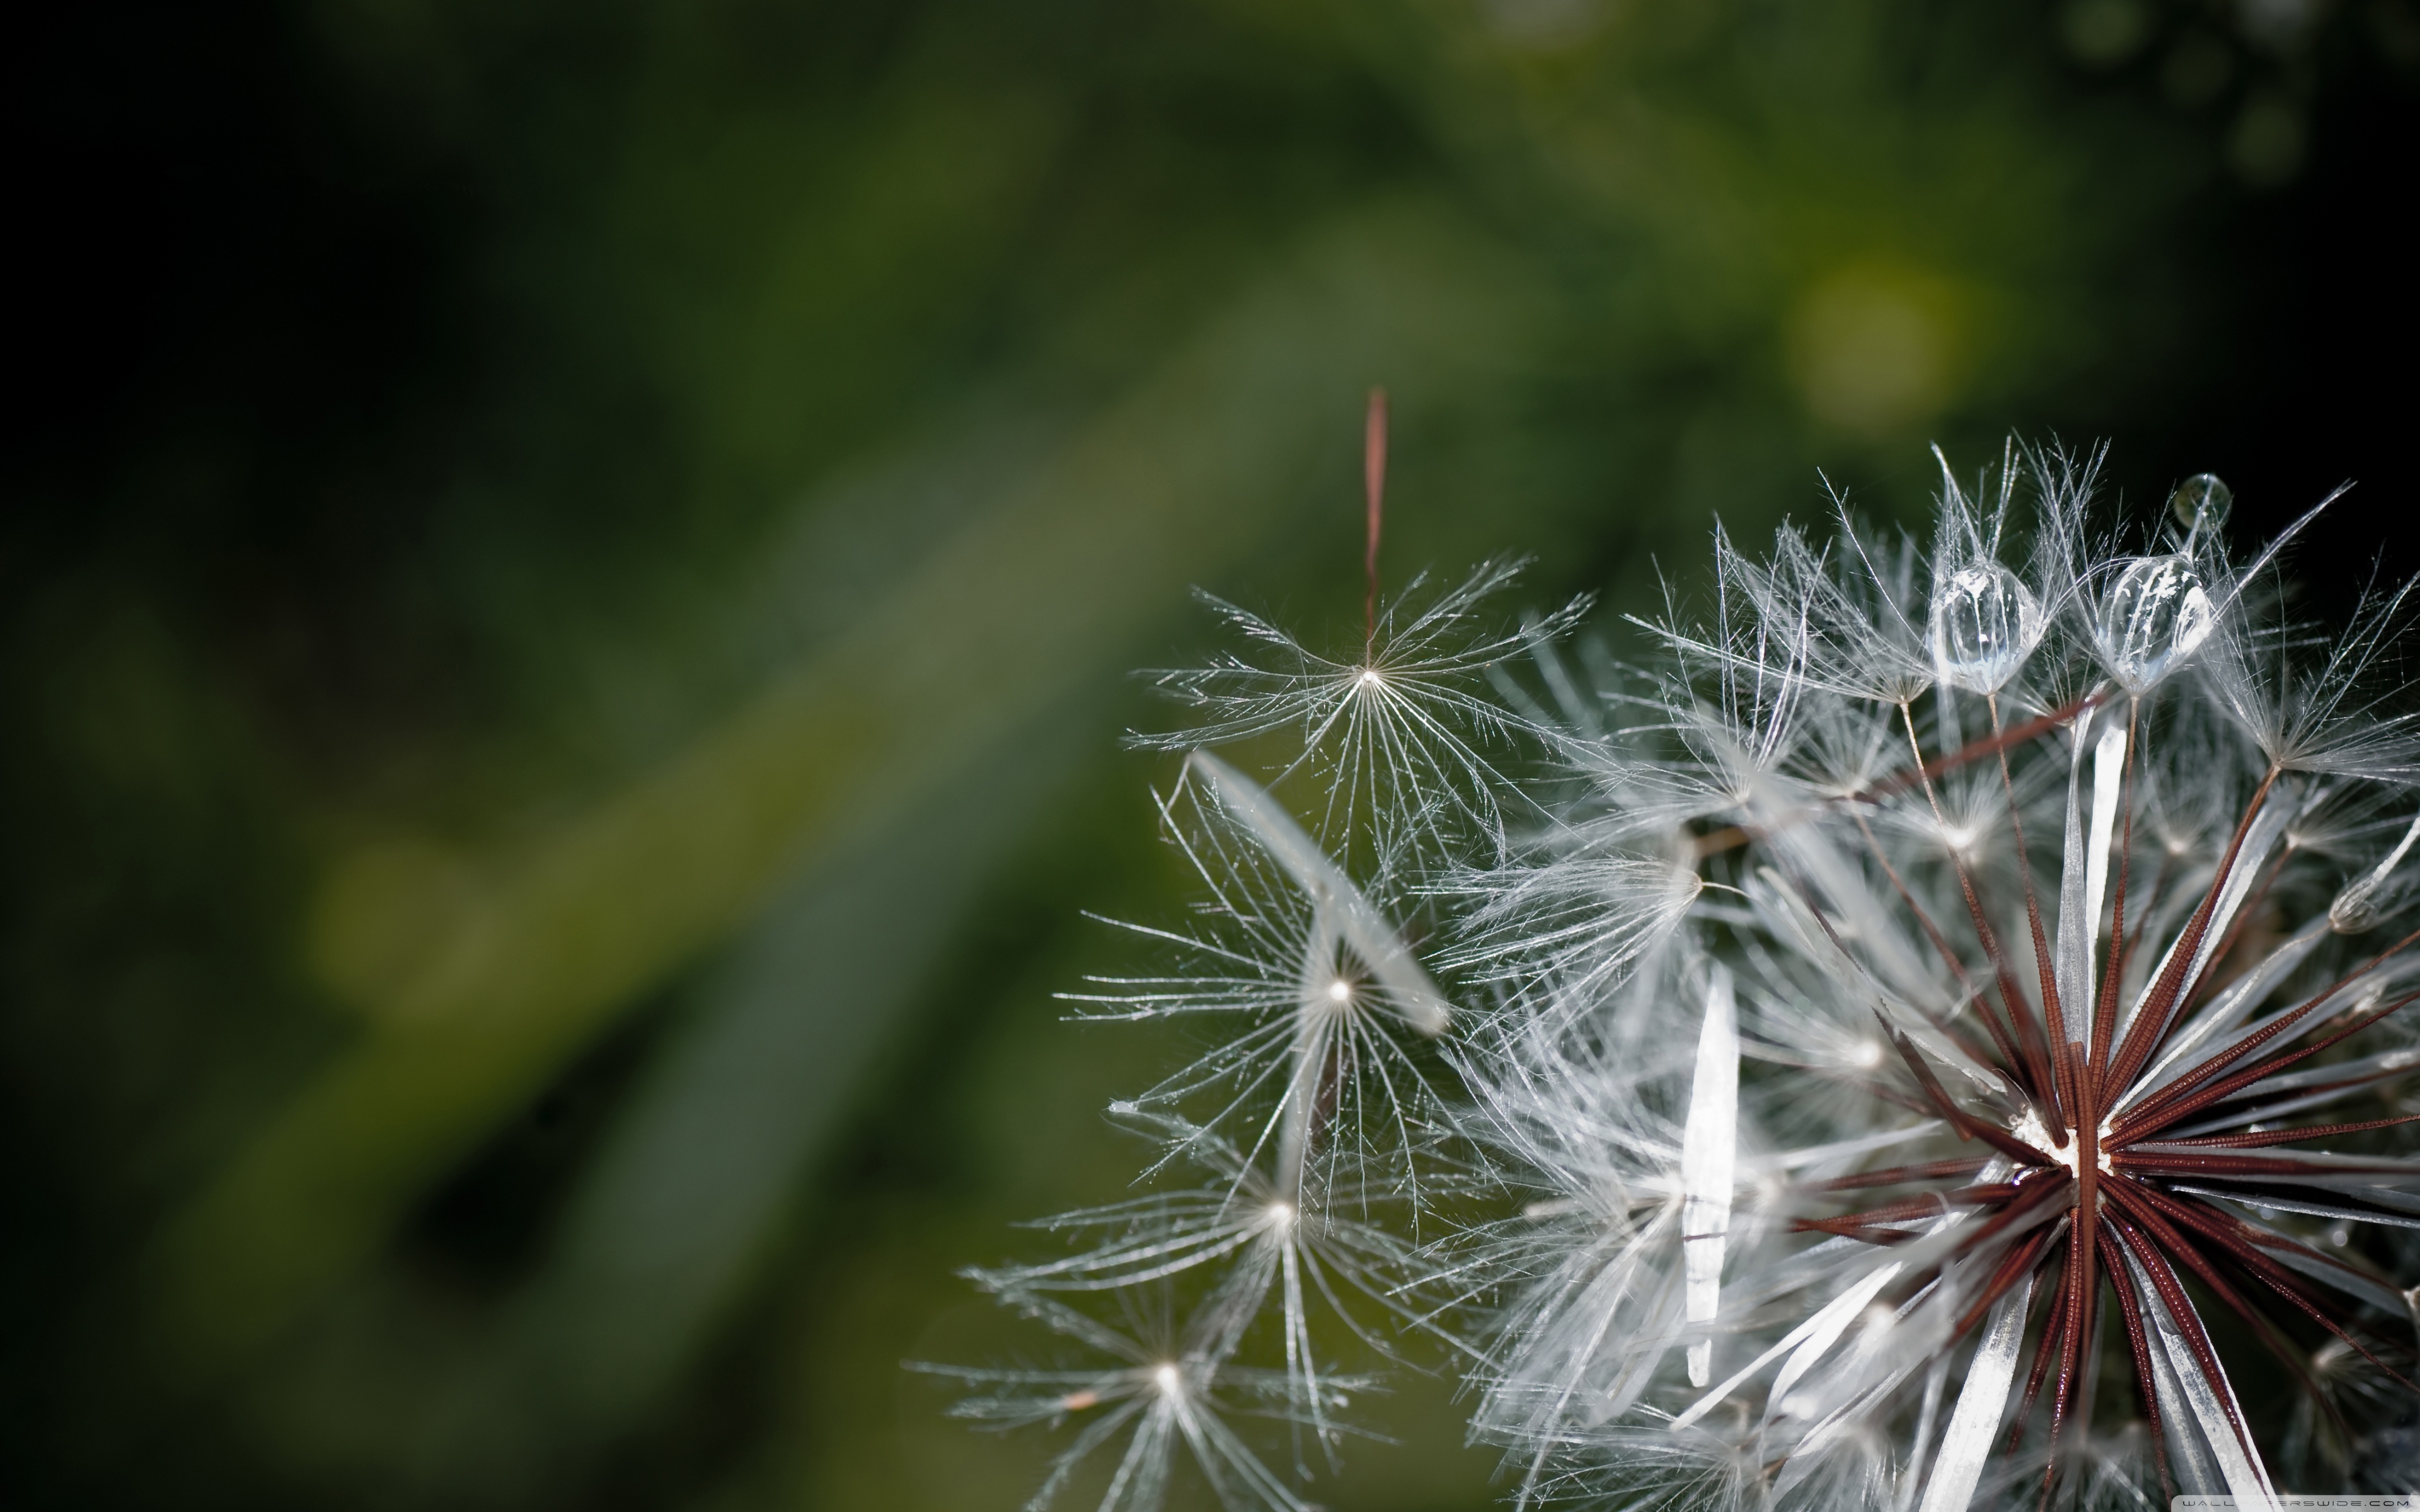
xmin=1787 ymin=261 xmax=1968 ymax=438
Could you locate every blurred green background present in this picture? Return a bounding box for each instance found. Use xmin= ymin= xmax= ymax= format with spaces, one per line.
xmin=5 ymin=1 xmax=2416 ymax=1506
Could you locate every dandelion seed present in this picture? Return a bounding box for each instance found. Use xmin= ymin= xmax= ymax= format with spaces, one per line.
xmin=1135 ymin=561 xmax=1589 ymax=861
xmin=917 ymin=1289 xmax=1356 ymax=1512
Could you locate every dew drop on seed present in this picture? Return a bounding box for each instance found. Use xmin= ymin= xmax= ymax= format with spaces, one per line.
xmin=2169 ymin=472 xmax=2232 ymax=533
xmin=2097 ymin=554 xmax=2215 ymax=689
xmin=1928 ymin=563 xmax=2043 ymax=693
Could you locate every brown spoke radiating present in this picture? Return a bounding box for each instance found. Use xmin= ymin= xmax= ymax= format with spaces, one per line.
xmin=1900 ymin=702 xmax=2064 ymax=1134
xmin=2096 ymin=1217 xmax=2177 ymax=1503
xmin=2118 ymin=987 xmax=2420 ymax=1141
xmin=2158 ymin=1113 xmax=2420 ymax=1149
xmin=1786 ymin=684 xmax=2420 ymax=1506
xmin=2107 ymin=769 xmax=2283 ymax=1096
xmin=1815 ymin=1157 xmax=1993 ymax=1191
xmin=2114 ymin=924 xmax=2420 ymax=1126
xmin=2006 ymin=1259 xmax=2070 ymax=1455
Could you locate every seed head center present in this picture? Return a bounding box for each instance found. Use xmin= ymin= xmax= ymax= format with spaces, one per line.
xmin=2012 ymin=1109 xmax=2112 ymax=1176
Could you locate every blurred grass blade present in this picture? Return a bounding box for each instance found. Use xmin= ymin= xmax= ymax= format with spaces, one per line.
xmin=150 ymin=195 xmax=1544 ymax=1370
xmin=512 ymin=702 xmax=1091 ymax=1425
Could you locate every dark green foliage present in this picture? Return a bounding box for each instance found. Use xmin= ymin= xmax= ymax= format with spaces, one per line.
xmin=2 ymin=0 xmax=2413 ymax=1506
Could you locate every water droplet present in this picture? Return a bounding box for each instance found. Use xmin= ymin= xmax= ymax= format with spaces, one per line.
xmin=2097 ymin=554 xmax=2215 ymax=689
xmin=1928 ymin=563 xmax=2043 ymax=693
xmin=2168 ymin=472 xmax=2232 ymax=534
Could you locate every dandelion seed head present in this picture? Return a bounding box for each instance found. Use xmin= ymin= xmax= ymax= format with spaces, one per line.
xmin=942 ymin=437 xmax=2420 ymax=1512
xmin=1134 ymin=561 xmax=1588 ymax=863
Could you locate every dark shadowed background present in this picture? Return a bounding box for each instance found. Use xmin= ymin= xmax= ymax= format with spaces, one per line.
xmin=5 ymin=1 xmax=2416 ymax=1507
